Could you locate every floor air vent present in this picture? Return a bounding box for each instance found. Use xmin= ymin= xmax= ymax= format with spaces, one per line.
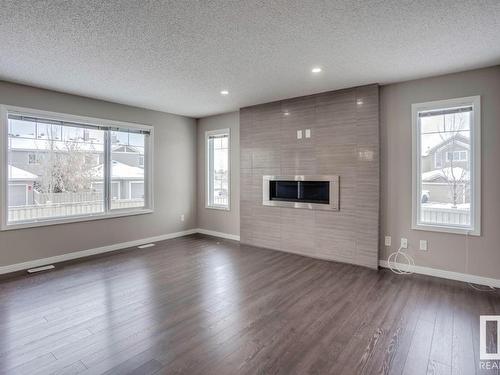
xmin=138 ymin=243 xmax=156 ymax=249
xmin=27 ymin=265 xmax=55 ymax=273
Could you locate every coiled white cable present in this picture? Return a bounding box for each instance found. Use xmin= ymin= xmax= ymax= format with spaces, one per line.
xmin=385 ymin=232 xmax=495 ymax=290
xmin=387 ymin=245 xmax=415 ymax=275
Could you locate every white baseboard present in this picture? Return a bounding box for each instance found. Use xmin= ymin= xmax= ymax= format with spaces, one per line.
xmin=0 ymin=229 xmax=197 ymax=275
xmin=3 ymin=227 xmax=497 ymax=289
xmin=196 ymin=228 xmax=240 ymax=241
xmin=379 ymin=260 xmax=500 ymax=288
xmin=0 ymin=228 xmax=241 ymax=275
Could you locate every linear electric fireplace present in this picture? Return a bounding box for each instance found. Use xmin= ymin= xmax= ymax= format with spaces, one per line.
xmin=262 ymin=175 xmax=339 ymax=211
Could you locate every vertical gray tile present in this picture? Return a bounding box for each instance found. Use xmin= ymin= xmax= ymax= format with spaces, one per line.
xmin=240 ymin=85 xmax=379 ymax=269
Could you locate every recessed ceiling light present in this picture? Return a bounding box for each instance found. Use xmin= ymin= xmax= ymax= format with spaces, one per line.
xmin=283 ymin=111 xmax=290 ymax=116
xmin=220 ymin=90 xmax=229 ymax=95
xmin=311 ymin=67 xmax=322 ymax=73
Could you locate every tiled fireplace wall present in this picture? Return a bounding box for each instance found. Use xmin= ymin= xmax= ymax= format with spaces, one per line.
xmin=240 ymin=84 xmax=380 ymax=269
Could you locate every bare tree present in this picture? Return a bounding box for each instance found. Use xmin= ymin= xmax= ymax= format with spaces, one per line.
xmin=35 ymin=127 xmax=98 ymax=196
xmin=437 ymin=113 xmax=469 ymax=208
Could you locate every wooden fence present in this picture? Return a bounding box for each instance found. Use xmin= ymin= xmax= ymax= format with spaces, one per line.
xmin=8 ymin=199 xmax=144 ymax=222
xmin=34 ymin=191 xmax=103 ymax=204
xmin=421 ymin=205 xmax=470 ymax=226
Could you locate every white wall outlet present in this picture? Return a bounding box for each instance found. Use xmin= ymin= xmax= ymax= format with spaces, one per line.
xmin=384 ymin=236 xmax=392 ymax=246
xmin=305 ymin=129 xmax=311 ymax=138
xmin=180 ymin=214 xmax=185 ymax=222
xmin=419 ymin=240 xmax=428 ymax=251
xmin=400 ymin=238 xmax=408 ymax=249
xmin=297 ymin=130 xmax=303 ymax=139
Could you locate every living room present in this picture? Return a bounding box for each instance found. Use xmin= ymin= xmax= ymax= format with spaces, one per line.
xmin=0 ymin=1 xmax=499 ymax=374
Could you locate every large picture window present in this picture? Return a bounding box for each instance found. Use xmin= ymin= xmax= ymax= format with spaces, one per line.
xmin=412 ymin=96 xmax=480 ymax=235
xmin=206 ymin=129 xmax=230 ymax=210
xmin=1 ymin=106 xmax=153 ymax=230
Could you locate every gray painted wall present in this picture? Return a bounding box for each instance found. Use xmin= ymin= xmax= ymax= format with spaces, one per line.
xmin=380 ymin=65 xmax=500 ymax=280
xmin=2 ymin=65 xmax=499 ymax=281
xmin=196 ymin=112 xmax=240 ymax=236
xmin=197 ymin=66 xmax=500 ymax=281
xmin=239 ymin=85 xmax=380 ymax=269
xmin=0 ymin=81 xmax=197 ymax=267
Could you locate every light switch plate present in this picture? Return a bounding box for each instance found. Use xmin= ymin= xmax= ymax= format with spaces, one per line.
xmin=384 ymin=236 xmax=391 ymax=246
xmin=420 ymin=240 xmax=428 ymax=251
xmin=297 ymin=130 xmax=303 ymax=139
xmin=305 ymin=129 xmax=311 ymax=138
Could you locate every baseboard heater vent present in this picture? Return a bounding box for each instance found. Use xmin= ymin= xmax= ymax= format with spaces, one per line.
xmin=27 ymin=265 xmax=55 ymax=273
xmin=137 ymin=243 xmax=155 ymax=249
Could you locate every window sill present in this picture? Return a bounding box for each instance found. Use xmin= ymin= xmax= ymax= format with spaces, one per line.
xmin=205 ymin=205 xmax=230 ymax=211
xmin=1 ymin=208 xmax=154 ymax=231
xmin=412 ymin=223 xmax=480 ymax=236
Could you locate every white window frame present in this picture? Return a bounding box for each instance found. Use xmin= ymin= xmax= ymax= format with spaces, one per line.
xmin=411 ymin=96 xmax=481 ymax=235
xmin=0 ymin=105 xmax=154 ymax=231
xmin=205 ymin=128 xmax=230 ymax=210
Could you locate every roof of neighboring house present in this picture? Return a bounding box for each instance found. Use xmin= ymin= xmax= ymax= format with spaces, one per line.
xmin=422 ymin=167 xmax=470 ymax=182
xmin=112 ymin=145 xmax=142 ymax=153
xmin=8 ymin=165 xmax=38 ymax=181
xmin=93 ymin=160 xmax=144 ymax=180
xmin=8 ymin=138 xmax=143 ymax=154
xmin=423 ymin=133 xmax=470 ymax=157
xmin=9 ymin=138 xmax=104 ymax=152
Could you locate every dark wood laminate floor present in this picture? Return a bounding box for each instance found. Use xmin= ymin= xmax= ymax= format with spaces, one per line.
xmin=0 ymin=234 xmax=498 ymax=375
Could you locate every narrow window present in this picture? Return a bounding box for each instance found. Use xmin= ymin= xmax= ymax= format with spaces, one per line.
xmin=206 ymin=129 xmax=230 ymax=210
xmin=412 ymin=96 xmax=480 ymax=235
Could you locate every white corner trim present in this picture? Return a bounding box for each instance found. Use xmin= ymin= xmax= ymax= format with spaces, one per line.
xmin=379 ymin=260 xmax=500 ymax=288
xmin=0 ymin=229 xmax=197 ymax=275
xmin=196 ymin=228 xmax=240 ymax=241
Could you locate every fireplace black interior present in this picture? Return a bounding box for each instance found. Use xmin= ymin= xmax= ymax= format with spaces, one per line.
xmin=269 ymin=180 xmax=329 ymax=204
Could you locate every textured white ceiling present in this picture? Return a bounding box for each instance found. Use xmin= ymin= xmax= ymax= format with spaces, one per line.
xmin=0 ymin=1 xmax=499 ymax=118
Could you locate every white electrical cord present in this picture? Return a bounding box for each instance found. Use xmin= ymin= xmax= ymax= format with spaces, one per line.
xmin=385 ymin=232 xmax=496 ymax=291
xmin=387 ymin=245 xmax=415 ymax=275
